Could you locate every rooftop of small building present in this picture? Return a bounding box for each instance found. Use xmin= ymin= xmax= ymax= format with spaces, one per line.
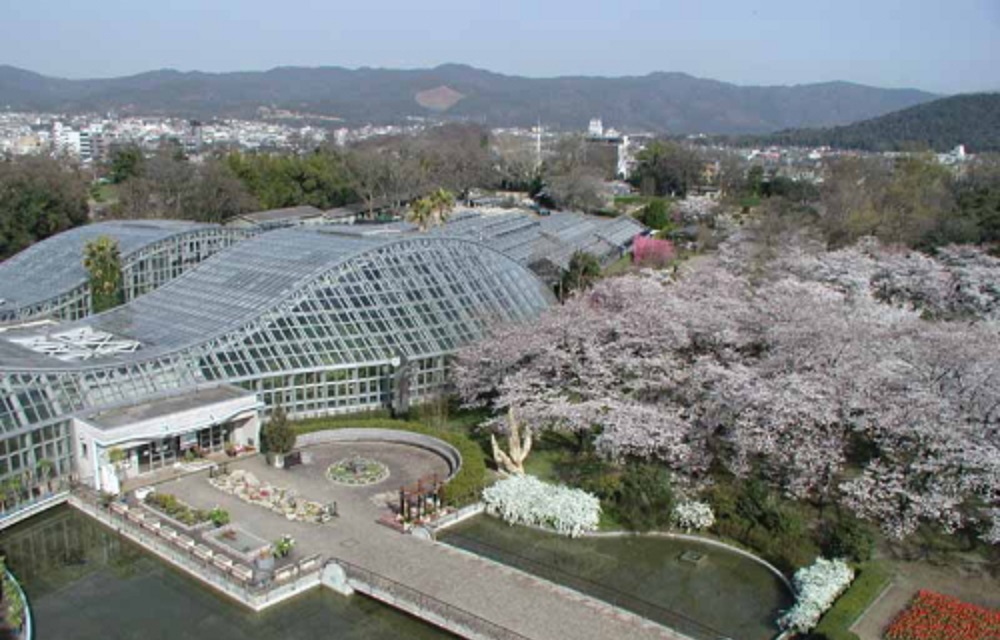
xmin=230 ymin=205 xmax=325 ymax=224
xmin=79 ymin=384 xmax=258 ymax=430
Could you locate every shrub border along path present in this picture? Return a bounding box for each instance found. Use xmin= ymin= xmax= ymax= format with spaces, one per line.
xmin=813 ymin=562 xmax=892 ymax=640
xmin=291 ymin=417 xmax=488 ymax=506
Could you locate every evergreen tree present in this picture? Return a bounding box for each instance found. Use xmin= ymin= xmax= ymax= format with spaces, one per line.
xmin=264 ymin=405 xmax=296 ymax=455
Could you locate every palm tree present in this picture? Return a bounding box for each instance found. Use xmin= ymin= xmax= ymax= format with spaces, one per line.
xmin=4 ymin=477 xmax=22 ymax=509
xmin=429 ymin=188 xmax=455 ymax=225
xmin=408 ymin=197 xmax=435 ymax=232
xmin=83 ymin=235 xmax=124 ymax=313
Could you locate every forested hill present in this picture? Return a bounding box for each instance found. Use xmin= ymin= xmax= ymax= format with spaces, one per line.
xmin=756 ymin=93 xmax=1000 ymax=152
xmin=0 ymin=63 xmax=937 ymax=134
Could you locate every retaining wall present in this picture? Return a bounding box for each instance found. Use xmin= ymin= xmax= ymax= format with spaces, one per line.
xmin=297 ymin=428 xmax=463 ymax=480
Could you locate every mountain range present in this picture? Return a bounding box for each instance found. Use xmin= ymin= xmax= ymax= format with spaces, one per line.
xmin=0 ymin=63 xmax=938 ymax=135
xmin=754 ymin=92 xmax=1000 ymax=152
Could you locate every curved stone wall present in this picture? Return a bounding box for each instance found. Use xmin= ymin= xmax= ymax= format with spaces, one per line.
xmin=296 ymin=428 xmax=463 ymax=481
xmin=2 ymin=565 xmax=32 ymax=640
xmin=586 ymin=530 xmax=793 ymax=591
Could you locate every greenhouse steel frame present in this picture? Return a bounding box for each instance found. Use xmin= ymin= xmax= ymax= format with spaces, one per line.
xmin=0 ymin=221 xmax=250 ymax=325
xmin=0 ymin=228 xmax=554 ymax=488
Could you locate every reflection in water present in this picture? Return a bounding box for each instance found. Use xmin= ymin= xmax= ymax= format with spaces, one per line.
xmin=0 ymin=507 xmax=450 ymax=640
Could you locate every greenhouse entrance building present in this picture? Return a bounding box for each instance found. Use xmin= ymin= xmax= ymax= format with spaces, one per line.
xmin=73 ymin=385 xmax=261 ymax=493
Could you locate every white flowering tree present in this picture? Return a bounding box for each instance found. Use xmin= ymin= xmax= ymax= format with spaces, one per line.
xmin=457 ymin=231 xmax=1000 ymax=543
xmin=778 ymin=557 xmax=855 ymax=632
xmin=482 ymin=475 xmax=601 ymax=537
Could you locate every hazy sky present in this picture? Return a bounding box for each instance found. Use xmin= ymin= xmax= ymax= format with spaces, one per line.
xmin=1 ymin=0 xmax=997 ymax=94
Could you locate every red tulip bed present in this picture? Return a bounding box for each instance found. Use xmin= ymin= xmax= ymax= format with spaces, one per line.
xmin=884 ymin=590 xmax=1000 ymax=640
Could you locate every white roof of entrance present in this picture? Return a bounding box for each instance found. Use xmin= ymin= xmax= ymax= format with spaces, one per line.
xmin=80 ymin=384 xmax=259 ymax=433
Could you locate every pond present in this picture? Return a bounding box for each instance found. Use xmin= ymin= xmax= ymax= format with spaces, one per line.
xmin=0 ymin=506 xmax=451 ymax=640
xmin=439 ymin=515 xmax=793 ymax=640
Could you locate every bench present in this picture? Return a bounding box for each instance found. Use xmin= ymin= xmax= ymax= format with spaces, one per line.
xmin=212 ymin=555 xmax=234 ymax=572
xmin=193 ymin=544 xmax=214 ymax=561
xmin=231 ymin=564 xmax=253 ymax=582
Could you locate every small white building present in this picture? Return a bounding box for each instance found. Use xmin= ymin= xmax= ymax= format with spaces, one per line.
xmin=74 ymin=385 xmax=261 ymax=493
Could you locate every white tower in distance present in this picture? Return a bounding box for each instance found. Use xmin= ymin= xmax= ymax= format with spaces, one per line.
xmin=588 ymin=118 xmax=604 ymax=138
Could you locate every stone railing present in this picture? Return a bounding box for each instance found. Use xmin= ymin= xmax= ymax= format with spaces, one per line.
xmin=2 ymin=564 xmax=32 ymax=640
xmin=425 ymin=502 xmax=485 ymax=535
xmin=0 ymin=479 xmax=72 ymax=530
xmin=330 ymin=556 xmax=531 ymax=640
xmin=297 ymin=428 xmax=463 ymax=480
xmin=68 ymin=488 xmax=323 ymax=612
xmin=442 ymin=529 xmax=725 ymax=640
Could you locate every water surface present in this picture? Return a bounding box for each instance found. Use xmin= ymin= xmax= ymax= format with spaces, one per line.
xmin=441 ymin=515 xmax=792 ymax=640
xmin=0 ymin=506 xmax=450 ymax=640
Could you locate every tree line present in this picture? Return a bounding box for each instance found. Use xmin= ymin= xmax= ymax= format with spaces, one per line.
xmin=726 ymin=154 xmax=1000 ymax=252
xmin=0 ymin=155 xmax=89 ymax=260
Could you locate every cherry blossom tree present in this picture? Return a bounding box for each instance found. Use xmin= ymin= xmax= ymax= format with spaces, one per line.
xmin=456 ymin=231 xmax=1000 ymax=542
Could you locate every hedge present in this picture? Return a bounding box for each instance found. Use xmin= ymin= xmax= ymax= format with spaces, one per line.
xmin=813 ymin=562 xmax=892 ymax=640
xmin=290 ymin=416 xmax=489 ymax=507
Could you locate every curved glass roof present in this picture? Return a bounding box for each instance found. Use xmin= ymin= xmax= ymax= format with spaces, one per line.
xmin=0 ymin=227 xmax=554 ymax=372
xmin=0 ymin=220 xmax=217 ymax=313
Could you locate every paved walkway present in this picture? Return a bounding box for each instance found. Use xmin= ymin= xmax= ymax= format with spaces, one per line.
xmin=852 ymin=559 xmax=1000 ymax=640
xmin=161 ymin=449 xmax=685 ymax=640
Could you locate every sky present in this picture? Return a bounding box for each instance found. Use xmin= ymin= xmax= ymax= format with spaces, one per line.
xmin=0 ymin=0 xmax=997 ymax=94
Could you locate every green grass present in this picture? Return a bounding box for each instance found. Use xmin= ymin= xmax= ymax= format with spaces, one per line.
xmin=90 ymin=183 xmax=119 ymax=204
xmin=613 ymin=195 xmax=650 ymax=206
xmin=601 ymin=254 xmax=634 ymax=277
xmin=290 ymin=414 xmax=489 ymax=506
xmin=813 ymin=562 xmax=892 ymax=640
xmin=522 ymin=449 xmax=564 ymax=483
xmin=597 ymin=508 xmax=624 ymax=531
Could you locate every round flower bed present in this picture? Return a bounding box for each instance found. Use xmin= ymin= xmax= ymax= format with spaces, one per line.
xmin=326 ymin=456 xmax=390 ymax=486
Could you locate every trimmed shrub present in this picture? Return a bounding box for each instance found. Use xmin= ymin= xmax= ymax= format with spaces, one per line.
xmin=779 ymin=558 xmax=855 ymax=632
xmin=483 ymin=475 xmax=601 ymax=537
xmin=673 ymin=500 xmax=715 ymax=531
xmin=812 ymin=562 xmax=891 ymax=640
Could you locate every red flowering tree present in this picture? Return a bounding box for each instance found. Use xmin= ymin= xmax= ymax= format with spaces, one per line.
xmin=632 ymin=234 xmax=675 ymax=268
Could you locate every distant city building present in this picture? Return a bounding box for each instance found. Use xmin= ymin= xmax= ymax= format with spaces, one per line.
xmin=588 ymin=118 xmax=604 ymax=138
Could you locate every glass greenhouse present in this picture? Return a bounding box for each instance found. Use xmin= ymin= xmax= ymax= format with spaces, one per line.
xmin=0 ymin=220 xmax=250 ymax=325
xmin=0 ymin=225 xmax=555 ymax=490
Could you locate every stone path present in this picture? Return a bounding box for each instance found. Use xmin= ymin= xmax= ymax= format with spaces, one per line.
xmin=163 ymin=450 xmax=687 ymax=640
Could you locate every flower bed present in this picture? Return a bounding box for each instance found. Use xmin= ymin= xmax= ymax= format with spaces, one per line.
xmin=326 ymin=456 xmax=390 ymax=486
xmin=208 ymin=469 xmax=334 ymax=523
xmin=778 ymin=557 xmax=855 ymax=632
xmin=885 ymin=590 xmax=1000 ymax=640
xmin=144 ymin=492 xmax=211 ymax=527
xmin=482 ymin=475 xmax=600 ymax=537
